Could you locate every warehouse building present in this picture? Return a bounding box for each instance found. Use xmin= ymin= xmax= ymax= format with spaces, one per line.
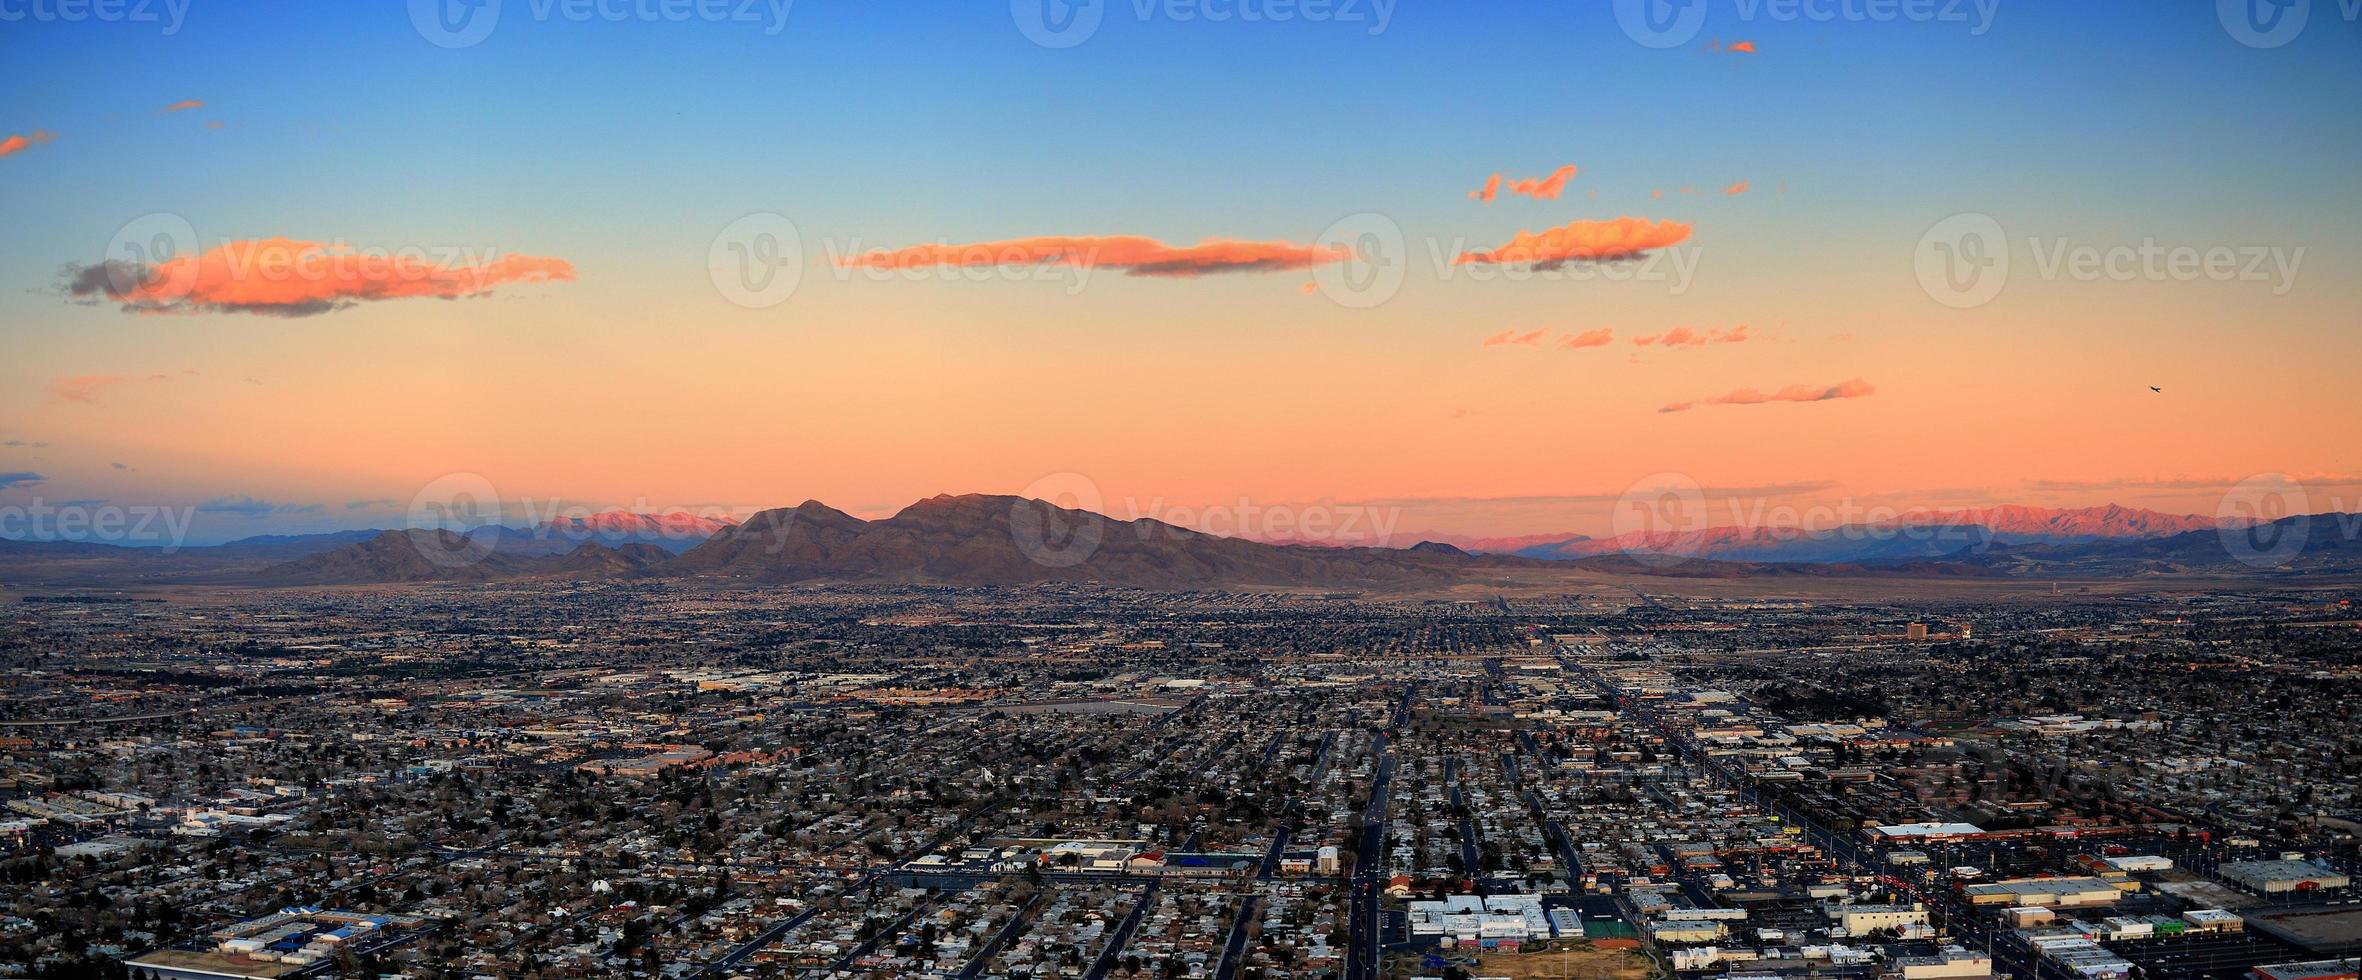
xmin=1964 ymin=876 xmax=2129 ymax=908
xmin=2249 ymin=959 xmax=2358 ymax=980
xmin=2221 ymin=860 xmax=2352 ymax=895
xmin=1868 ymin=821 xmax=1988 ymax=843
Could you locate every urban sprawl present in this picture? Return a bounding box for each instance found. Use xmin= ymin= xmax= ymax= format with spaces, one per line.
xmin=1 ymin=584 xmax=2356 ymax=980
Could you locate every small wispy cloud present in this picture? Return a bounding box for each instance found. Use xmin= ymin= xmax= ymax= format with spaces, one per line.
xmin=52 ymin=373 xmax=174 ymax=403
xmin=196 ymin=494 xmax=326 ymax=518
xmin=345 ymin=498 xmax=398 ymax=511
xmin=839 ymin=235 xmax=1351 ymax=278
xmin=1661 ymin=378 xmax=1875 ymax=413
xmin=1 ymin=131 xmax=58 ymax=159
xmin=1633 ymin=325 xmax=1752 ymax=349
xmin=0 ymin=472 xmax=44 ymax=490
xmin=159 ymin=99 xmax=206 ymax=114
xmin=1482 ymin=327 xmax=1551 ymax=348
xmin=1468 ymin=165 xmax=1578 ymax=203
xmin=1561 ymin=328 xmax=1616 ymax=349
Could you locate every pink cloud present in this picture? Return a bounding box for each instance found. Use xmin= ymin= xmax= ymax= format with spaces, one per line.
xmin=1470 ymin=165 xmax=1578 ymax=203
xmin=1724 ymin=180 xmax=1750 ymax=195
xmin=839 ymin=235 xmax=1351 ymax=278
xmin=1727 ymin=40 xmax=1757 ymax=53
xmin=159 ymin=100 xmax=205 ymax=114
xmin=1632 ymin=324 xmax=1752 ymax=349
xmin=52 ymin=373 xmax=172 ymax=403
xmin=66 ymin=237 xmax=576 ymax=317
xmin=0 ymin=131 xmax=57 ymax=158
xmin=1661 ymin=378 xmax=1877 ymax=413
xmin=1483 ymin=328 xmax=1550 ymax=348
xmin=1561 ymin=327 xmax=1615 ymax=349
xmin=1453 ymin=217 xmax=1693 ymax=267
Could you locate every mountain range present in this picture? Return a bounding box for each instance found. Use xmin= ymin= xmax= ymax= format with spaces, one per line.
xmin=0 ymin=501 xmax=2355 ymax=590
xmin=1339 ymin=504 xmax=2229 ymax=564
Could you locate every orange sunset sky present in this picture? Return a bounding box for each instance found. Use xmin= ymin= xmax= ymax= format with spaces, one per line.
xmin=3 ymin=4 xmax=2358 ymax=543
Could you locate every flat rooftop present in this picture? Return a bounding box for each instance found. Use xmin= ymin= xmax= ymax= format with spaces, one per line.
xmin=124 ymin=949 xmax=303 ymax=980
xmin=2246 ymin=906 xmax=2362 ymax=954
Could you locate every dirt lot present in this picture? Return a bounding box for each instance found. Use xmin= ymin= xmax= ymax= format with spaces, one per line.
xmin=1388 ymin=940 xmax=1659 ymax=980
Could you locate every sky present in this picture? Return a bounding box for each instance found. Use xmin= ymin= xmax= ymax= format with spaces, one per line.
xmin=3 ymin=1 xmax=2360 ymax=545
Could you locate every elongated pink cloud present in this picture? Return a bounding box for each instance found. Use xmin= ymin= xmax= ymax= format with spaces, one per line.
xmin=1469 ymin=165 xmax=1578 ymax=203
xmin=1454 ymin=217 xmax=1692 ymax=267
xmin=1633 ymin=324 xmax=1752 ymax=349
xmin=1 ymin=131 xmax=57 ymax=158
xmin=1728 ymin=40 xmax=1757 ymax=53
xmin=160 ymin=100 xmax=205 ymax=114
xmin=839 ymin=235 xmax=1350 ymax=278
xmin=1483 ymin=328 xmax=1550 ymax=348
xmin=1724 ymin=180 xmax=1750 ymax=195
xmin=1660 ymin=378 xmax=1876 ymax=413
xmin=53 ymin=374 xmax=171 ymax=403
xmin=64 ymin=237 xmax=575 ymax=317
xmin=1561 ymin=327 xmax=1615 ymax=349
